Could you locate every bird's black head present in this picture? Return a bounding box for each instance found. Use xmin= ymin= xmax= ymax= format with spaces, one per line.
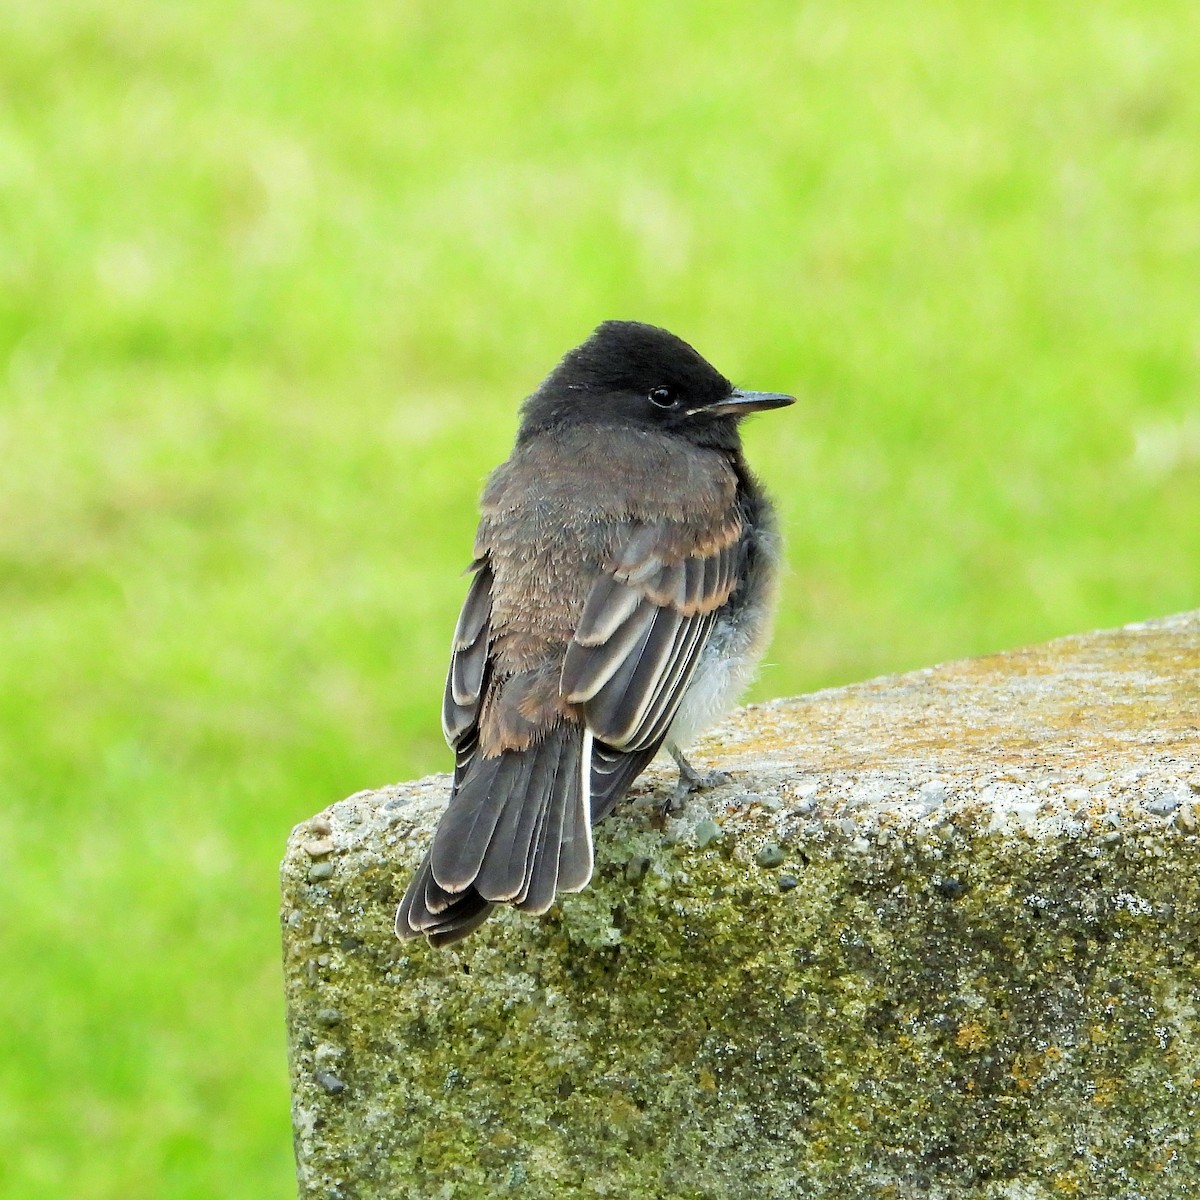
xmin=518 ymin=321 xmax=793 ymax=450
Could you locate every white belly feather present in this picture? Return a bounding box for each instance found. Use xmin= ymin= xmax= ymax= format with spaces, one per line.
xmin=665 ymin=613 xmax=766 ymax=752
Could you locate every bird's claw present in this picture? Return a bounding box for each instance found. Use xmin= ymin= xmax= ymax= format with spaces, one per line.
xmin=661 ymin=748 xmax=731 ymax=816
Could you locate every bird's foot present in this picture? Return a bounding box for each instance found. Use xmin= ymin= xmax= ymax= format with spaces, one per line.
xmin=662 ymin=747 xmax=731 ymax=815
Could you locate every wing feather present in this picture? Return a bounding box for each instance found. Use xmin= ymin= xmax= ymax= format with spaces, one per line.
xmin=441 ymin=560 xmax=494 ymax=745
xmin=634 ymin=610 xmax=717 ymax=748
xmin=561 ymin=602 xmax=657 ymax=703
xmin=640 ymin=562 xmax=685 ymax=608
xmin=588 ymin=739 xmax=658 ymax=822
xmin=574 ymin=576 xmax=642 ymax=646
xmin=584 ymin=607 xmax=685 ymax=746
xmin=682 ymin=556 xmax=707 ymax=611
xmin=564 ymin=519 xmax=743 ymax=761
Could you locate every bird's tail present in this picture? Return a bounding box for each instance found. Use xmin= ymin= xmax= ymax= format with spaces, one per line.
xmin=396 ymin=723 xmax=594 ymax=946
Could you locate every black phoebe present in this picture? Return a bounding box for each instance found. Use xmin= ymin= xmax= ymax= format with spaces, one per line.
xmin=396 ymin=321 xmax=793 ymax=946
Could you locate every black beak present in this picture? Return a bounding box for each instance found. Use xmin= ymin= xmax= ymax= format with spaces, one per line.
xmin=703 ymin=389 xmax=796 ymax=417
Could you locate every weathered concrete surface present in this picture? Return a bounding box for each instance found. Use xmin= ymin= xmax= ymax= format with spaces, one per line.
xmin=283 ymin=612 xmax=1200 ymax=1199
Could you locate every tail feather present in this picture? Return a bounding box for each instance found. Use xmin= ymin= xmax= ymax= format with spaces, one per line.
xmin=474 ymin=741 xmax=558 ymax=902
xmin=429 ymin=753 xmax=520 ymax=891
xmin=422 ymin=860 xmax=462 ymax=917
xmin=397 ymin=721 xmax=665 ymax=944
xmin=428 ymin=903 xmax=493 ymax=947
xmin=396 ymin=722 xmax=598 ymax=942
xmin=515 ymin=731 xmax=582 ymax=912
xmin=395 ymin=854 xmax=494 ymax=943
xmin=516 ymin=792 xmax=565 ymax=913
xmin=555 ymin=730 xmax=594 ymax=892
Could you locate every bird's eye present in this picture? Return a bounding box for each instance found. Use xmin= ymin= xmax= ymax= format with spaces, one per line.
xmin=648 ymin=386 xmax=677 ymax=409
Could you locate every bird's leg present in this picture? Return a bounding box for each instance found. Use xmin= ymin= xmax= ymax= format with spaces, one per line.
xmin=664 ymin=745 xmax=731 ymax=813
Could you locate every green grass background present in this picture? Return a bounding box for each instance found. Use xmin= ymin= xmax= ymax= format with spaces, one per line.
xmin=2 ymin=2 xmax=1198 ymax=1195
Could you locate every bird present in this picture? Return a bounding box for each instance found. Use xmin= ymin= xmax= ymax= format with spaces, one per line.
xmin=396 ymin=320 xmax=793 ymax=946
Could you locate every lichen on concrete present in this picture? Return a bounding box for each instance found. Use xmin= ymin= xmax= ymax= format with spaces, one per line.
xmin=282 ymin=612 xmax=1200 ymax=1199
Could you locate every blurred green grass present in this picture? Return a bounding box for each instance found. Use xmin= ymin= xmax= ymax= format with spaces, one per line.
xmin=2 ymin=1 xmax=1198 ymax=1195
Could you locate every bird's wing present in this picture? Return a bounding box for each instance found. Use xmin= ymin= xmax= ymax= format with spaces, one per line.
xmin=561 ymin=517 xmax=742 ymax=765
xmin=440 ymin=557 xmax=493 ymax=786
